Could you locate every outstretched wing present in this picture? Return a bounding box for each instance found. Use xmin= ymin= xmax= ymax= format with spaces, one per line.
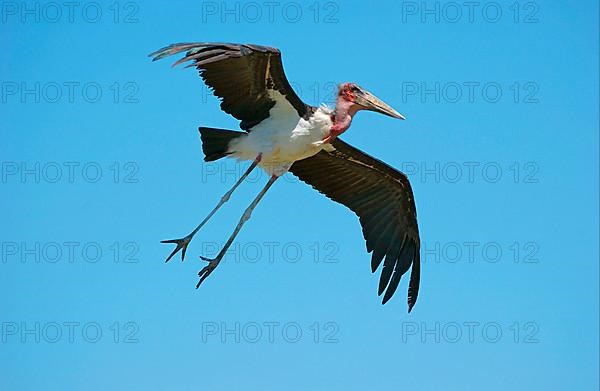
xmin=290 ymin=138 xmax=421 ymax=312
xmin=149 ymin=42 xmax=312 ymax=130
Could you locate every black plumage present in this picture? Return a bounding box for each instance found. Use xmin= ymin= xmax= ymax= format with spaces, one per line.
xmin=290 ymin=139 xmax=420 ymax=311
xmin=150 ymin=42 xmax=312 ymax=130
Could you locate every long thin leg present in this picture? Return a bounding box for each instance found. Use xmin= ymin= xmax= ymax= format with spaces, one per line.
xmin=196 ymin=174 xmax=280 ymax=288
xmin=162 ymin=154 xmax=262 ymax=262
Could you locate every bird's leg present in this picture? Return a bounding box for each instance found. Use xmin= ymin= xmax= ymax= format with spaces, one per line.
xmin=196 ymin=173 xmax=280 ymax=288
xmin=161 ymin=154 xmax=262 ymax=262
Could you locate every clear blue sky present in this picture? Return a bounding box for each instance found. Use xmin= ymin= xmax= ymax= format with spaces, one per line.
xmin=1 ymin=1 xmax=598 ymax=390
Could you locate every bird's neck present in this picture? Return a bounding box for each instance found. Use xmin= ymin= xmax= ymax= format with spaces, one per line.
xmin=329 ymin=98 xmax=359 ymax=140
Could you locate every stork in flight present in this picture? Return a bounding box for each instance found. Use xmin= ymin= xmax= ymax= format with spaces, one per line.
xmin=150 ymin=43 xmax=421 ymax=312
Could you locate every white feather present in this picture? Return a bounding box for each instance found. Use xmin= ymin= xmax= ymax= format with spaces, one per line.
xmin=227 ymin=91 xmax=333 ymax=175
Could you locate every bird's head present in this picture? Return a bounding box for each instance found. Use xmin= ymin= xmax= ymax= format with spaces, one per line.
xmin=337 ymin=82 xmax=405 ymax=120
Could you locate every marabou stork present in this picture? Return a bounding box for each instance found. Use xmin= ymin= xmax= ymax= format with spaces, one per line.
xmin=150 ymin=43 xmax=421 ymax=312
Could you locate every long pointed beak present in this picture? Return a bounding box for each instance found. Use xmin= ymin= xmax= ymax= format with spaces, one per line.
xmin=355 ymin=90 xmax=405 ymax=120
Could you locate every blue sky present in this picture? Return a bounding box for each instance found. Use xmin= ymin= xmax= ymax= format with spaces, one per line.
xmin=1 ymin=1 xmax=598 ymax=390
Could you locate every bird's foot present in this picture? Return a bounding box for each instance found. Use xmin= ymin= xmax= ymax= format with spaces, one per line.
xmin=196 ymin=256 xmax=222 ymax=288
xmin=161 ymin=234 xmax=194 ymax=263
xmin=311 ymin=140 xmax=325 ymax=147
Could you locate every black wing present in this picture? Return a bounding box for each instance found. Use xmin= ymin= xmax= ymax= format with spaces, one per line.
xmin=149 ymin=42 xmax=312 ymax=130
xmin=290 ymin=138 xmax=421 ymax=312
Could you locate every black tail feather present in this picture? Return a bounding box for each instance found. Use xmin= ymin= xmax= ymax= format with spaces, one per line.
xmin=198 ymin=127 xmax=245 ymax=162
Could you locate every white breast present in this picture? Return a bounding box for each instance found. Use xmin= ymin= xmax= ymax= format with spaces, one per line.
xmin=227 ymin=91 xmax=333 ymax=175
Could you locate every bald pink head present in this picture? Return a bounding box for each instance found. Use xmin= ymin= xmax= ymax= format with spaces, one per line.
xmin=326 ymin=83 xmax=404 ymax=142
xmin=337 ymin=82 xmax=404 ymax=119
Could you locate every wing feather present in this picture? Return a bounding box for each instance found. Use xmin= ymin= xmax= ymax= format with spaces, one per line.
xmin=150 ymin=42 xmax=311 ymax=130
xmin=290 ymin=138 xmax=421 ymax=312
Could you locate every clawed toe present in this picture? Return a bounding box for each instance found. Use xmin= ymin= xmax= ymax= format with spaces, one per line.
xmin=196 ymin=256 xmax=221 ymax=288
xmin=161 ymin=235 xmax=192 ymax=262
